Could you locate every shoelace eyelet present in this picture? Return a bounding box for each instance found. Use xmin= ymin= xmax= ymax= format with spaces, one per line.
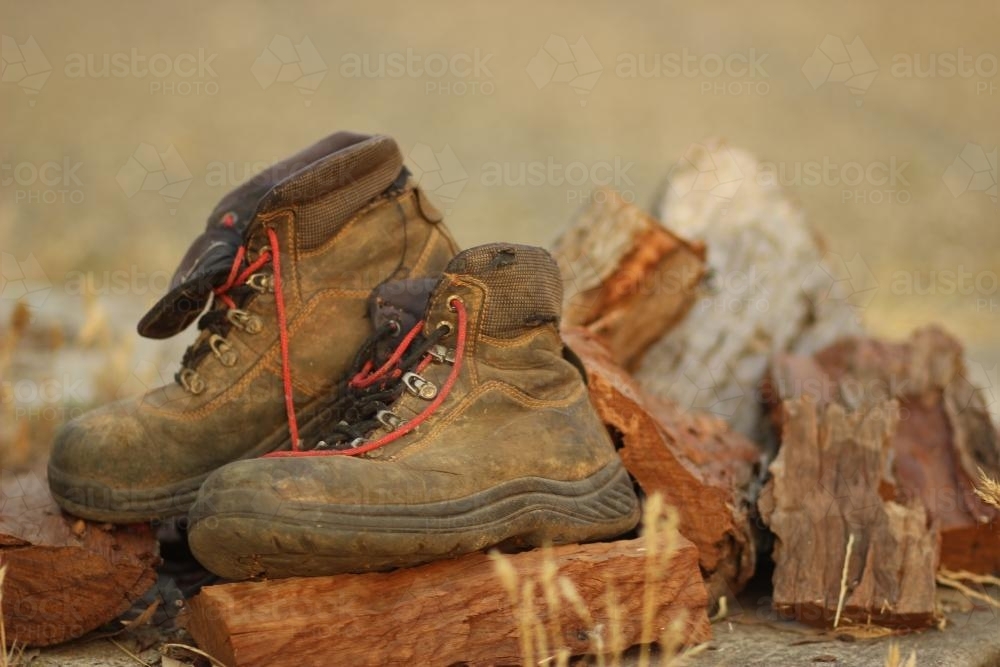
xmin=246 ymin=273 xmax=273 ymax=293
xmin=428 ymin=344 xmax=456 ymax=365
xmin=179 ymin=368 xmax=206 ymax=395
xmin=253 ymin=244 xmax=271 ymax=261
xmin=376 ymin=409 xmax=407 ymax=430
xmin=209 ymin=334 xmax=238 ymax=367
xmin=227 ymin=309 xmax=263 ymax=334
xmin=403 ymin=372 xmax=438 ymax=400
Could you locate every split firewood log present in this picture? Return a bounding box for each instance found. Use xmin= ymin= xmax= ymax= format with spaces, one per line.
xmin=551 ymin=187 xmax=706 ymax=370
xmin=765 ymin=326 xmax=1000 ymax=574
xmin=187 ymin=534 xmax=711 ymax=667
xmin=0 ymin=467 xmax=159 ymax=646
xmin=758 ymin=396 xmax=938 ymax=629
xmin=564 ymin=327 xmax=760 ymax=598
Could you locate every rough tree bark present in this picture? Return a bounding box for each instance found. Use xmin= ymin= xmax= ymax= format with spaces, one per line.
xmin=0 ymin=468 xmax=159 ymax=647
xmin=758 ymin=396 xmax=939 ymax=629
xmin=765 ymin=326 xmax=1000 ymax=574
xmin=564 ymin=328 xmax=759 ymax=599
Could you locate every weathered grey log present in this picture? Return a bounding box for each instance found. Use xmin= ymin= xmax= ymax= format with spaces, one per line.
xmin=636 ymin=141 xmax=863 ymax=441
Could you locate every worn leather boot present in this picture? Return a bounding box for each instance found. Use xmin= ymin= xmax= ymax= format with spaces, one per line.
xmin=187 ymin=244 xmax=640 ymax=580
xmin=48 ymin=132 xmax=460 ymax=523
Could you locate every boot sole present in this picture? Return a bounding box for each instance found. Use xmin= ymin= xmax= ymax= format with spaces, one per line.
xmin=187 ymin=458 xmax=640 ymax=580
xmin=47 ymin=399 xmax=336 ymax=523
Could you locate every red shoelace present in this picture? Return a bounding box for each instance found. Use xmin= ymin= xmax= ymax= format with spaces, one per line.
xmin=265 ymin=296 xmax=468 ymax=458
xmin=212 ymin=227 xmax=301 ymax=448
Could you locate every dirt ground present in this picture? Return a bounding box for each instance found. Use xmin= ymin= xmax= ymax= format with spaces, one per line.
xmin=2 ymin=0 xmax=999 ymax=664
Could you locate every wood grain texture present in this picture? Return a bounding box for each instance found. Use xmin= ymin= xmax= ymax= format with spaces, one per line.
xmin=758 ymin=396 xmax=939 ymax=629
xmin=765 ymin=326 xmax=1000 ymax=574
xmin=551 ymin=187 xmax=706 ymax=370
xmin=0 ymin=468 xmax=159 ymax=646
xmin=563 ymin=328 xmax=760 ymax=599
xmin=638 ymin=141 xmax=863 ymax=441
xmin=186 ymin=536 xmax=711 ymax=667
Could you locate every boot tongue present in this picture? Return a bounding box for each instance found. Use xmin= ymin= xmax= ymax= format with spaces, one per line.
xmin=368 ymin=277 xmax=439 ymax=360
xmin=137 ymin=132 xmax=403 ymax=340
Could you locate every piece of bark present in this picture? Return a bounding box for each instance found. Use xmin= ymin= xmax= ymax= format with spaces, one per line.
xmin=551 ymin=187 xmax=706 ymax=370
xmin=0 ymin=468 xmax=160 ymax=647
xmin=186 ymin=535 xmax=711 ymax=667
xmin=765 ymin=326 xmax=1000 ymax=574
xmin=563 ymin=327 xmax=759 ymax=599
xmin=636 ymin=141 xmax=863 ymax=441
xmin=758 ymin=396 xmax=939 ymax=629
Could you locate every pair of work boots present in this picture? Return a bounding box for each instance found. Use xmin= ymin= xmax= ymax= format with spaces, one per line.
xmin=47 ymin=132 xmax=640 ymax=580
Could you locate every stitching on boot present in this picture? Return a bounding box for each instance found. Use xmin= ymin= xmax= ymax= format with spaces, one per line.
xmin=391 ymin=380 xmax=586 ymax=459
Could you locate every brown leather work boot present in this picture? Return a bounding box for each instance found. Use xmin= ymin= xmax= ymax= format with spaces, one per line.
xmin=48 ymin=132 xmax=460 ymax=523
xmin=187 ymin=244 xmax=640 ymax=580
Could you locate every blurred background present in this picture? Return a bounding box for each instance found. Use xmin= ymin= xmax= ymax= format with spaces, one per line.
xmin=1 ymin=0 xmax=998 ymax=463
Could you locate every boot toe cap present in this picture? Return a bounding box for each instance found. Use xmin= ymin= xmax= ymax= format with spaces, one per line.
xmin=50 ymin=403 xmax=142 ymax=485
xmin=47 ymin=399 xmax=197 ymax=521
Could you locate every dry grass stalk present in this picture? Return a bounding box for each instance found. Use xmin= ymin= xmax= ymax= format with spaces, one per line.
xmin=0 ymin=563 xmax=25 ymax=667
xmin=884 ymin=641 xmax=917 ymax=667
xmin=938 ymin=568 xmax=1000 ymax=587
xmin=638 ymin=494 xmax=680 ymax=667
xmin=161 ymin=643 xmax=228 ymax=667
xmin=107 ymin=638 xmax=153 ymax=666
xmin=0 ymin=306 xmax=27 ymax=465
xmin=833 ymin=622 xmax=898 ymax=640
xmin=604 ymin=584 xmax=625 ymax=667
xmin=490 ymin=552 xmax=535 ymax=665
xmin=936 ymin=571 xmax=1000 ymax=610
xmin=0 ymin=564 xmax=6 ymax=667
xmin=709 ymin=596 xmax=728 ymax=623
xmin=539 ymin=550 xmax=570 ymax=667
xmin=659 ymin=618 xmax=708 ymax=666
xmin=974 ymin=467 xmax=1000 ymax=510
xmin=490 ymin=492 xmax=697 ymax=666
xmin=833 ymin=533 xmax=856 ymax=628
